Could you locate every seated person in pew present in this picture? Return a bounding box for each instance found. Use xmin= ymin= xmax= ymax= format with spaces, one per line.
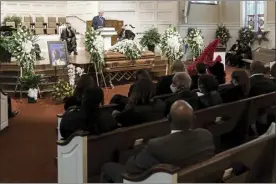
xmin=156 ymin=60 xmax=185 ymax=95
xmin=60 ymin=87 xmax=118 ymax=139
xmin=110 ymin=70 xmax=152 ymax=111
xmin=208 ymin=55 xmax=226 ymax=85
xmin=190 ymin=62 xmax=207 ymax=90
xmin=248 ymin=61 xmax=276 ymax=97
xmin=63 ymin=74 xmax=95 ymax=110
xmin=128 ymin=70 xmax=152 ymax=97
xmin=8 ymin=96 xmax=18 ymax=118
xmin=269 ymin=63 xmax=276 ymax=84
xmin=220 ymin=69 xmax=250 ymax=103
xmin=113 ymin=79 xmax=165 ymax=127
xmin=198 ymin=74 xmax=223 ymax=109
xmin=249 ymin=61 xmax=276 ymax=135
xmin=100 ymin=100 xmax=215 ymax=183
xmin=164 ymin=72 xmax=199 ymax=116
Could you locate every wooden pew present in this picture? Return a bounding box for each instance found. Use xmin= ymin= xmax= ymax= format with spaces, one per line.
xmin=122 ymin=124 xmax=276 ymax=183
xmin=56 ymin=97 xmax=251 ymax=183
xmin=0 ymin=88 xmax=9 ymax=131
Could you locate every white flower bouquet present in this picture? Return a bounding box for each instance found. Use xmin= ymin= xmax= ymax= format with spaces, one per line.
xmin=184 ymin=28 xmax=204 ymax=58
xmin=9 ymin=27 xmax=38 ymax=74
xmin=85 ymin=27 xmax=105 ymax=71
xmin=28 ymin=88 xmax=38 ymax=102
xmin=67 ymin=64 xmax=85 ymax=87
xmin=160 ymin=27 xmax=184 ymax=74
xmin=109 ymin=39 xmax=144 ymax=61
xmin=160 ymin=27 xmax=184 ymax=62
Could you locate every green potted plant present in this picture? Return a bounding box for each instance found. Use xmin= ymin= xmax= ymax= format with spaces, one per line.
xmin=140 ymin=27 xmax=161 ymax=52
xmin=20 ymin=72 xmax=42 ymax=103
xmin=52 ymin=80 xmax=74 ymax=104
xmin=3 ymin=15 xmax=22 ymax=28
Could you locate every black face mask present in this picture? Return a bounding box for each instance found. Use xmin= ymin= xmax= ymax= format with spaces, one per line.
xmin=68 ymin=26 xmax=71 ymax=29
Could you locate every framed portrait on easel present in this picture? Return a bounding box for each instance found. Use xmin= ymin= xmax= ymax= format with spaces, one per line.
xmin=47 ymin=41 xmax=68 ymax=66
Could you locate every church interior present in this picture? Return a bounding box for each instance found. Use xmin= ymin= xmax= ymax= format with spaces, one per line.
xmin=0 ymin=0 xmax=276 ymax=183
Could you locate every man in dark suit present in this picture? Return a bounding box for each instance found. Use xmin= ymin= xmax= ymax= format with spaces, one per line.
xmin=249 ymin=61 xmax=276 ymax=97
xmin=92 ymin=11 xmax=105 ymax=30
xmin=155 ymin=60 xmax=185 ymax=95
xmin=249 ymin=61 xmax=276 ymax=135
xmin=100 ymin=100 xmax=215 ymax=183
xmin=164 ymin=72 xmax=199 ymax=116
xmin=60 ymin=23 xmax=78 ymax=55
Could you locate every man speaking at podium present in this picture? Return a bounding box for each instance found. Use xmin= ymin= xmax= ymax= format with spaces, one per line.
xmin=92 ymin=11 xmax=105 ymax=30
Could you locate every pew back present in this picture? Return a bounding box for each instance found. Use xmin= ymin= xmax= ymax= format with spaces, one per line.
xmin=122 ymin=131 xmax=276 ymax=183
xmin=87 ymin=119 xmax=170 ymax=182
xmin=177 ymin=133 xmax=276 ymax=183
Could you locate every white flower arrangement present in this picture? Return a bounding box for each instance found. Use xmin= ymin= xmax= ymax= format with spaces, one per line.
xmin=160 ymin=27 xmax=184 ymax=62
xmin=184 ymin=28 xmax=204 ymax=58
xmin=85 ymin=27 xmax=105 ymax=71
xmin=109 ymin=39 xmax=144 ymax=61
xmin=9 ymin=27 xmax=38 ymax=74
xmin=28 ymin=88 xmax=38 ymax=100
xmin=67 ymin=64 xmax=85 ymax=87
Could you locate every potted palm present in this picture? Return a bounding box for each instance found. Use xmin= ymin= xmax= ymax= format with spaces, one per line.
xmin=20 ymin=72 xmax=42 ymax=103
xmin=140 ymin=27 xmax=161 ymax=52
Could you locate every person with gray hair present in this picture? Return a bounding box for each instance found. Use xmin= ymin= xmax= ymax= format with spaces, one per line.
xmin=156 ymin=60 xmax=185 ymax=95
xmin=164 ymin=72 xmax=199 ymax=116
xmin=92 ymin=11 xmax=105 ymax=30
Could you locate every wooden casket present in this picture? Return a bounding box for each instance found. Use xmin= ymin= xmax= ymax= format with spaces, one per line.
xmin=103 ymin=51 xmax=155 ymax=73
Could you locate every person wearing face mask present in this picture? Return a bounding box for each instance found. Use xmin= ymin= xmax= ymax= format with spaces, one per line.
xmin=92 ymin=11 xmax=105 ymax=30
xmin=164 ymin=72 xmax=199 ymax=116
xmin=220 ymin=69 xmax=250 ymax=103
xmin=60 ymin=23 xmax=78 ymax=55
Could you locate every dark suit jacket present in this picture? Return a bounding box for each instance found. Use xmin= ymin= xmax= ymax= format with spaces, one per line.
xmin=199 ymin=91 xmax=223 ymax=109
xmin=164 ymin=89 xmax=199 ymax=116
xmin=208 ymin=62 xmax=226 ymax=85
xmin=220 ymin=85 xmax=246 ymax=103
xmin=249 ymin=75 xmax=276 ymax=97
xmin=191 ymin=74 xmax=199 ymax=90
xmin=125 ymin=129 xmax=215 ymax=174
xmin=155 ymin=75 xmax=174 ymax=95
xmin=115 ymin=99 xmax=165 ymax=127
xmin=92 ymin=16 xmax=105 ymax=30
xmin=60 ymin=28 xmax=76 ymax=41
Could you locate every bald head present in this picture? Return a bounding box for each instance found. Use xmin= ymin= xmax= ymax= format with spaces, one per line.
xmin=169 ymin=100 xmax=194 ymax=131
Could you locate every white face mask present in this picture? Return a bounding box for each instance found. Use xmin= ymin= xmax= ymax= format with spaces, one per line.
xmin=170 ymin=84 xmax=177 ymax=93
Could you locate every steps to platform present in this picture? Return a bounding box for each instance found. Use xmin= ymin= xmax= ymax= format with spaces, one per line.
xmin=0 ymin=62 xmax=68 ymax=97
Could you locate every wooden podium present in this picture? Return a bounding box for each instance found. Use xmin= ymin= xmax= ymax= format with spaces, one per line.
xmin=86 ymin=19 xmax=123 ymax=45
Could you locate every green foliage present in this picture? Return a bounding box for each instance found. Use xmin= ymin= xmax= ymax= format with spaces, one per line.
xmin=238 ymin=27 xmax=255 ymax=45
xmin=52 ymin=80 xmax=74 ymax=101
xmin=3 ymin=15 xmax=22 ymax=27
xmin=20 ymin=72 xmax=42 ymax=89
xmin=215 ymin=24 xmax=231 ymax=46
xmin=140 ymin=27 xmax=161 ymax=47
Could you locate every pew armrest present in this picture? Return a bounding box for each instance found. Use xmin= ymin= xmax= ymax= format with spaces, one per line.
xmin=122 ymin=164 xmax=180 ymax=183
xmin=57 ymin=130 xmax=90 ymax=183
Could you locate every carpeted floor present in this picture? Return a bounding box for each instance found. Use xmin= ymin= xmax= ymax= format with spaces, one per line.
xmin=0 ymin=67 xmax=235 ymax=182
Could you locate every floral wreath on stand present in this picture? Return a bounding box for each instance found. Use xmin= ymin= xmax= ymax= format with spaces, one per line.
xmin=9 ymin=27 xmax=38 ymax=74
xmin=52 ymin=64 xmax=85 ymax=103
xmin=160 ymin=27 xmax=184 ymax=75
xmin=238 ymin=27 xmax=255 ymax=45
xmin=109 ymin=39 xmax=144 ymax=61
xmin=215 ymin=24 xmax=231 ymax=47
xmin=85 ymin=27 xmax=105 ymax=87
xmin=184 ymin=28 xmax=204 ymax=59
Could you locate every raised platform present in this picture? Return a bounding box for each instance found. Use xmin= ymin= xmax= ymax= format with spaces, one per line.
xmin=0 ymin=50 xmax=167 ymax=96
